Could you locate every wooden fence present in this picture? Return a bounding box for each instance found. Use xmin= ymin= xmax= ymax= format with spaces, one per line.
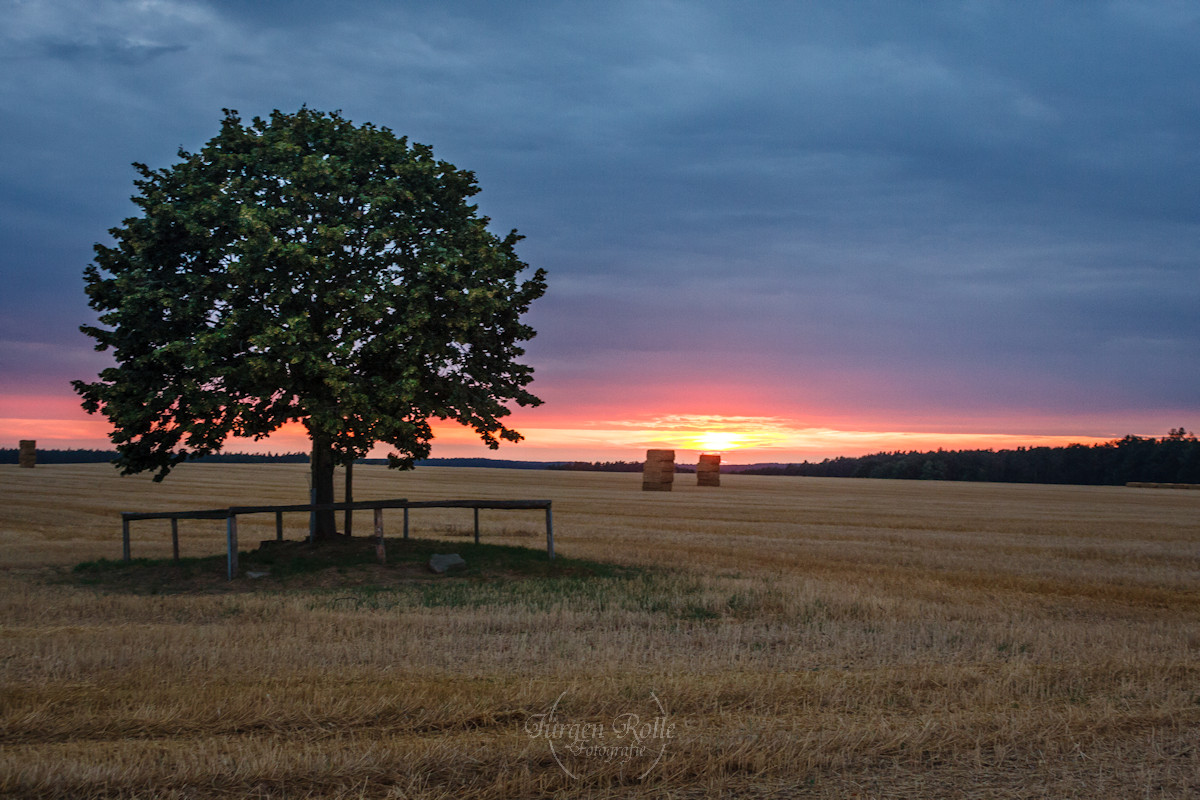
xmin=121 ymin=498 xmax=555 ymax=579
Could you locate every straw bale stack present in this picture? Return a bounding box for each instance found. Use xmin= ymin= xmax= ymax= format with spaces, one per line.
xmin=697 ymin=453 xmax=721 ymax=486
xmin=642 ymin=449 xmax=675 ymax=491
xmin=18 ymin=440 xmax=36 ymax=469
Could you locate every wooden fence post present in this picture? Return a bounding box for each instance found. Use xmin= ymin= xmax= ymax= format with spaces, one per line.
xmin=545 ymin=504 xmax=555 ymax=560
xmin=171 ymin=518 xmax=180 ymax=562
xmin=122 ymin=517 xmax=131 ymax=562
xmin=403 ymin=506 xmax=409 ymax=540
xmin=226 ymin=514 xmax=238 ymax=580
xmin=275 ymin=510 xmax=283 ymax=542
xmin=344 ymin=462 xmax=353 ymax=537
xmin=474 ymin=507 xmax=480 ymax=544
xmin=308 ymin=488 xmax=316 ymax=543
xmin=374 ymin=507 xmax=385 ymax=564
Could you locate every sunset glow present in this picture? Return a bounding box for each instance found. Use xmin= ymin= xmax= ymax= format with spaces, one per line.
xmin=691 ymin=431 xmax=746 ymax=453
xmin=2 ymin=2 xmax=1196 ymax=469
xmin=0 ymin=391 xmax=1148 ymax=465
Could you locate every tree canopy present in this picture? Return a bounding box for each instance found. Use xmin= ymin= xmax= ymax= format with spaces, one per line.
xmin=73 ymin=108 xmax=546 ymax=536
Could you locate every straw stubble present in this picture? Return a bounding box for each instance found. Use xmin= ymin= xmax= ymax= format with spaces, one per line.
xmin=1 ymin=463 xmax=1197 ymax=798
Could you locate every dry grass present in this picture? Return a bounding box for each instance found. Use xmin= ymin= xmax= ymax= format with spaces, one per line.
xmin=1 ymin=463 xmax=1198 ymax=798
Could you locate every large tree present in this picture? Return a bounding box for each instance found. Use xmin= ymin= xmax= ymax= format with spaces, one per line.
xmin=73 ymin=108 xmax=546 ymax=539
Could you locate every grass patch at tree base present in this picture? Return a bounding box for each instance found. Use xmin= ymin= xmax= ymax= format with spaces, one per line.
xmin=67 ymin=535 xmax=638 ymax=594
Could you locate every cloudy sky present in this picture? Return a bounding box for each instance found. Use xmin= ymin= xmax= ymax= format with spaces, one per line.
xmin=2 ymin=0 xmax=1197 ymax=463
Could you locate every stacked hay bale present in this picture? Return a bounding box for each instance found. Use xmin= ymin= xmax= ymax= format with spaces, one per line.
xmin=18 ymin=440 xmax=36 ymax=469
xmin=642 ymin=449 xmax=675 ymax=491
xmin=697 ymin=453 xmax=721 ymax=486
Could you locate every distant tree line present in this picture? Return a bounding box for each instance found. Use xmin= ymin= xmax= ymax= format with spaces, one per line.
xmin=0 ymin=451 xmax=560 ymax=470
xmin=198 ymin=452 xmax=309 ymax=464
xmin=9 ymin=430 xmax=1196 ymax=485
xmin=546 ymin=460 xmax=643 ymax=473
xmin=546 ymin=460 xmax=697 ymax=473
xmin=0 ymin=448 xmax=119 ymax=464
xmin=404 ymin=458 xmax=563 ymax=470
xmin=741 ymin=430 xmax=1200 ymax=485
xmin=0 ymin=449 xmax=308 ymax=465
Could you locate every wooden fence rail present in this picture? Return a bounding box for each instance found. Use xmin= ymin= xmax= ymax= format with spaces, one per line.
xmin=121 ymin=498 xmax=554 ymax=580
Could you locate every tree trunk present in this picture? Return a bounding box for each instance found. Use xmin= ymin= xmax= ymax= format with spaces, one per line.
xmin=310 ymin=432 xmax=339 ymax=541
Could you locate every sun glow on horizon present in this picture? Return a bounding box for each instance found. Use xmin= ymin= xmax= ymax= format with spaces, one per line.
xmin=638 ymin=415 xmax=793 ymax=455
xmin=0 ymin=396 xmax=1155 ymax=464
xmin=689 ymin=430 xmax=748 ymax=452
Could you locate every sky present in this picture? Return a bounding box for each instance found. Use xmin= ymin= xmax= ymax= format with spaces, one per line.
xmin=1 ymin=0 xmax=1197 ymax=464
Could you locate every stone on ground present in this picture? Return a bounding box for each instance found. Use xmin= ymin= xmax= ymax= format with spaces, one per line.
xmin=428 ymin=553 xmax=466 ymax=574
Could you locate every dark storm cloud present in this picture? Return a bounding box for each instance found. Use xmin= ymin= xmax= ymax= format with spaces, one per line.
xmin=1 ymin=0 xmax=1196 ymax=430
xmin=29 ymin=36 xmax=187 ymax=64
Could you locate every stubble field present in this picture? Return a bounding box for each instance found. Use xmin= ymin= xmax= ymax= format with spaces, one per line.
xmin=1 ymin=462 xmax=1198 ymax=798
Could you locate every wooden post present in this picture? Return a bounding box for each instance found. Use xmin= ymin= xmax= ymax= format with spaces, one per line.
xmin=171 ymin=517 xmax=180 ymax=562
xmin=344 ymin=462 xmax=353 ymax=537
xmin=275 ymin=510 xmax=283 ymax=542
xmin=403 ymin=506 xmax=409 ymax=540
xmin=474 ymin=507 xmax=480 ymax=544
xmin=374 ymin=507 xmax=385 ymax=564
xmin=308 ymin=488 xmax=316 ymax=543
xmin=122 ymin=517 xmax=131 ymax=562
xmin=545 ymin=504 xmax=555 ymax=560
xmin=18 ymin=440 xmax=36 ymax=469
xmin=226 ymin=514 xmax=238 ymax=580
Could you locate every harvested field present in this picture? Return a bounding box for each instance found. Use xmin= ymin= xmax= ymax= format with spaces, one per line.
xmin=1 ymin=463 xmax=1198 ymax=798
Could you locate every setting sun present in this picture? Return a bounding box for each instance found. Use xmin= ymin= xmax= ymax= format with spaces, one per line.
xmin=692 ymin=431 xmax=745 ymax=452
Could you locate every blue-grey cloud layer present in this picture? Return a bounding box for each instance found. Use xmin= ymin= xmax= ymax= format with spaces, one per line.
xmin=2 ymin=0 xmax=1196 ymax=433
